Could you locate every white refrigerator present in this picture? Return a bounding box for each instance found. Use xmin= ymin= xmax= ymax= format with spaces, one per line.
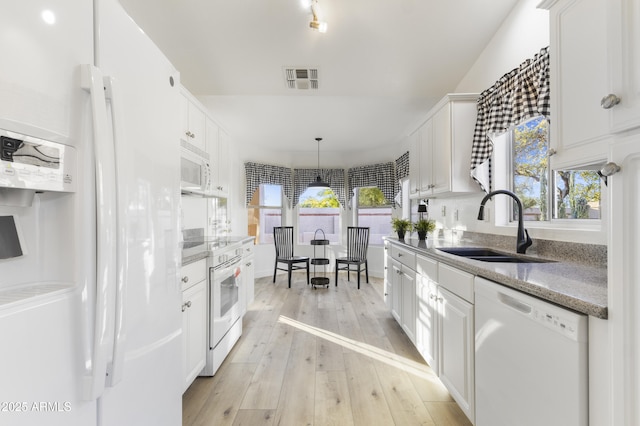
xmin=0 ymin=1 xmax=182 ymax=425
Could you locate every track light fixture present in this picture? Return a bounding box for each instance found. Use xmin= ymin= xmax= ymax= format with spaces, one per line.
xmin=309 ymin=0 xmax=328 ymax=33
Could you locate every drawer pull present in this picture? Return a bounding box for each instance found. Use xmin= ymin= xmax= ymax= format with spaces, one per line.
xmin=600 ymin=93 xmax=621 ymax=109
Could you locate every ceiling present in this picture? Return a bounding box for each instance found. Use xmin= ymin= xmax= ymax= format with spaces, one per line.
xmin=119 ymin=0 xmax=520 ymax=161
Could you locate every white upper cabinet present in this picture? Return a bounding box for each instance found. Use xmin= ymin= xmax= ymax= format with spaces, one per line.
xmin=542 ymin=0 xmax=610 ymax=166
xmin=180 ymin=92 xmax=206 ymax=152
xmin=180 ymin=85 xmax=232 ymax=197
xmin=205 ymin=118 xmax=230 ymax=197
xmin=409 ymin=94 xmax=480 ymax=199
xmin=217 ymin=129 xmax=230 ymax=196
xmin=606 ymin=0 xmax=640 ymax=133
xmin=542 ymin=0 xmax=640 ymax=166
xmin=408 ymin=129 xmax=422 ymax=198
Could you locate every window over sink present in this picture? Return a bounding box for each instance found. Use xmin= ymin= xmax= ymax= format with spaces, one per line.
xmin=494 ymin=115 xmax=602 ymax=225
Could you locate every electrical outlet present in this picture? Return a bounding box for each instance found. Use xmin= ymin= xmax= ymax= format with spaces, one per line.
xmin=454 ymin=209 xmax=459 ymax=221
xmin=441 ymin=206 xmax=446 ymax=217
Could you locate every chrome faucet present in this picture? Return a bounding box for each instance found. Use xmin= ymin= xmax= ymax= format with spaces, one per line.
xmin=477 ymin=189 xmax=532 ymax=254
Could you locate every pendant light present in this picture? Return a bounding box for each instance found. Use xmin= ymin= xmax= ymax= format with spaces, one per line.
xmin=308 ymin=137 xmax=330 ymax=189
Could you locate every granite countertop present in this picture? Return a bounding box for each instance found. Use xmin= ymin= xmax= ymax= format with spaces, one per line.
xmin=385 ymin=237 xmax=608 ymax=319
xmin=181 ymin=235 xmax=254 ymax=266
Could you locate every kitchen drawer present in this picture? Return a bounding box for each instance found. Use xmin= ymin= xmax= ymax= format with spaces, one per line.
xmin=181 ymin=258 xmax=206 ymax=291
xmin=416 ymin=254 xmax=438 ymax=281
xmin=438 ymin=262 xmax=474 ymax=303
xmin=242 ymin=241 xmax=254 ymax=257
xmin=390 ymin=245 xmax=416 ymax=270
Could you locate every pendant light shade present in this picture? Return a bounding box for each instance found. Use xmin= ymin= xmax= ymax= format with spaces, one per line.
xmin=309 ymin=137 xmax=330 ymax=189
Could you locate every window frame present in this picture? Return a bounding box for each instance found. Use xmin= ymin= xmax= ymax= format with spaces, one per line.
xmin=492 ymin=120 xmax=604 ymax=235
xmin=247 ymin=183 xmax=284 ymax=245
xmin=296 ymin=187 xmax=342 ymax=245
xmin=353 ymin=186 xmax=393 ymax=246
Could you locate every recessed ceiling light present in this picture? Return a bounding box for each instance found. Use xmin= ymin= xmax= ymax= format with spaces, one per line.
xmin=41 ymin=10 xmax=56 ymax=25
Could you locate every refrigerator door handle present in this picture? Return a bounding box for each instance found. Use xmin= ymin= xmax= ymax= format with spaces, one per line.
xmin=104 ymin=75 xmax=127 ymax=388
xmin=80 ymin=64 xmax=117 ymax=401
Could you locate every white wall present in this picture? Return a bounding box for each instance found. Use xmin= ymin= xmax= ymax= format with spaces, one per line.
xmin=454 ymin=0 xmax=550 ymax=93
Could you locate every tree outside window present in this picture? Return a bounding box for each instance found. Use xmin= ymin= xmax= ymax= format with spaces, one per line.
xmin=512 ymin=116 xmax=550 ymax=221
xmin=298 ymin=188 xmax=341 ymax=243
xmin=356 ymin=187 xmax=392 ymax=245
xmin=511 ymin=116 xmax=600 ymax=221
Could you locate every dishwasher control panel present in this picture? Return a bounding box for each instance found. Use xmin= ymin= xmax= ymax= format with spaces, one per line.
xmin=532 ymin=308 xmax=581 ymax=340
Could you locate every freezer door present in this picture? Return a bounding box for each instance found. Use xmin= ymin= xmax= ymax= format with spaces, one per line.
xmin=0 ymin=1 xmax=97 ymax=425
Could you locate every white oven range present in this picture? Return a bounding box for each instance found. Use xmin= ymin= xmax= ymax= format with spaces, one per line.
xmin=201 ymin=244 xmax=244 ymax=376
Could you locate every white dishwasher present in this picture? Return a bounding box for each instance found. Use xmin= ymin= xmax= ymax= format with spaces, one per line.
xmin=474 ymin=277 xmax=588 ymax=426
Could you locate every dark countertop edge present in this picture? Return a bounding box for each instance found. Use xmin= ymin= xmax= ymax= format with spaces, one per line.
xmin=384 ymin=237 xmax=608 ymax=319
xmin=181 ymin=236 xmax=255 ymax=266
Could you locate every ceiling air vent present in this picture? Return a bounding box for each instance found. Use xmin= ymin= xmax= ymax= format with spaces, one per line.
xmin=284 ymin=67 xmax=319 ymax=90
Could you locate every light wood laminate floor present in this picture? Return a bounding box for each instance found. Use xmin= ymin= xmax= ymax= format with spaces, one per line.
xmin=183 ymin=272 xmax=473 ymax=426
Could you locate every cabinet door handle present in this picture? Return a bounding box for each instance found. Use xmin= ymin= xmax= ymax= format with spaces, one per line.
xmin=181 ymin=303 xmax=187 ymax=312
xmin=186 ymin=301 xmax=192 ymax=308
xmin=600 ymin=162 xmax=621 ymax=177
xmin=181 ymin=276 xmax=189 ymax=283
xmin=601 ymin=94 xmax=621 ymax=109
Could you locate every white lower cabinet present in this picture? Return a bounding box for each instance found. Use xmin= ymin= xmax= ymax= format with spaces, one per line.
xmin=181 ymin=260 xmax=207 ymax=393
xmin=437 ymin=286 xmax=474 ymax=423
xmin=390 ymin=259 xmax=403 ymax=324
xmin=388 ymin=242 xmax=475 ymax=424
xmin=390 ymin=256 xmax=417 ymax=344
xmin=400 ymin=266 xmax=416 ymax=343
xmin=242 ymin=241 xmax=255 ymax=313
xmin=417 ymin=275 xmax=439 ymax=375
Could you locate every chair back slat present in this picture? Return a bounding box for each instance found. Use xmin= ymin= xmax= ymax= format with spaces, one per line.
xmin=347 ymin=227 xmax=369 ymax=260
xmin=274 ymin=226 xmax=295 ymax=258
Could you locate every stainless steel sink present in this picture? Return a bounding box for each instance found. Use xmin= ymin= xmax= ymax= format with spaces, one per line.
xmin=437 ymin=247 xmax=554 ymax=263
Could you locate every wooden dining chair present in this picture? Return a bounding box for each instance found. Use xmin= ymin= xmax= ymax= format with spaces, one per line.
xmin=335 ymin=227 xmax=370 ymax=289
xmin=273 ymin=226 xmax=310 ymax=288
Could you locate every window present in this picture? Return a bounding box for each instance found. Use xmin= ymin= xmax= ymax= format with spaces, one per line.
xmin=511 ymin=116 xmax=550 ymax=221
xmin=355 ymin=187 xmax=392 ymax=245
xmin=247 ymin=184 xmax=283 ymax=244
xmin=553 ymin=169 xmax=601 ymax=219
xmin=508 ymin=116 xmax=601 ymax=222
xmin=297 ymin=187 xmax=341 ymax=244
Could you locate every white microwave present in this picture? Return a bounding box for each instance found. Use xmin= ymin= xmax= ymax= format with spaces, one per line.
xmin=180 ymin=146 xmax=211 ymax=196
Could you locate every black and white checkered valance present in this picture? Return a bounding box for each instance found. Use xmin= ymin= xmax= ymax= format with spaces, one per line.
xmin=348 ymin=162 xmax=397 ymax=208
xmin=395 ymin=151 xmax=410 ymax=181
xmin=244 ymin=162 xmax=293 ymax=207
xmin=394 ymin=151 xmax=410 ymax=203
xmin=293 ymin=168 xmax=347 ymax=208
xmin=470 ymin=46 xmax=550 ymax=192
